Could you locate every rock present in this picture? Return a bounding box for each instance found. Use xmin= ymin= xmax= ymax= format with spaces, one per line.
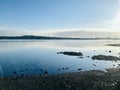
xmin=92 ymin=55 xmax=120 ymax=60
xmin=113 ymin=65 xmax=115 ymax=66
xmin=93 ymin=64 xmax=96 ymax=66
xmin=45 ymin=71 xmax=48 ymax=74
xmin=86 ymin=56 xmax=90 ymax=58
xmin=58 ymin=69 xmax=61 ymax=71
xmin=107 ymin=44 xmax=120 ymax=47
xmin=13 ymin=71 xmax=16 ymax=74
xmin=57 ymin=51 xmax=83 ymax=56
xmin=109 ymin=50 xmax=112 ymax=53
xmin=78 ymin=68 xmax=82 ymax=71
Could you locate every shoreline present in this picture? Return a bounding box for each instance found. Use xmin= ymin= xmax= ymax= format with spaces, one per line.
xmin=0 ymin=69 xmax=120 ymax=90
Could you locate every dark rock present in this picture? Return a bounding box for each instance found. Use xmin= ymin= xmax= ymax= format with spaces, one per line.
xmin=92 ymin=55 xmax=120 ymax=60
xmin=109 ymin=50 xmax=112 ymax=53
xmin=113 ymin=65 xmax=115 ymax=66
xmin=78 ymin=68 xmax=82 ymax=71
xmin=13 ymin=71 xmax=16 ymax=74
xmin=57 ymin=51 xmax=83 ymax=56
xmin=107 ymin=44 xmax=120 ymax=47
xmin=45 ymin=71 xmax=48 ymax=74
xmin=58 ymin=69 xmax=61 ymax=71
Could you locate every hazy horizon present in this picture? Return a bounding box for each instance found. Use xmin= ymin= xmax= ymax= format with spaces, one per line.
xmin=0 ymin=0 xmax=120 ymax=37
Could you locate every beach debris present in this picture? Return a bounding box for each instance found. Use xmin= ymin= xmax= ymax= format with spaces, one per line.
xmin=92 ymin=55 xmax=120 ymax=60
xmin=57 ymin=51 xmax=83 ymax=56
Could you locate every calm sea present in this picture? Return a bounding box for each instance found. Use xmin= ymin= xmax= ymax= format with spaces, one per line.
xmin=0 ymin=40 xmax=120 ymax=77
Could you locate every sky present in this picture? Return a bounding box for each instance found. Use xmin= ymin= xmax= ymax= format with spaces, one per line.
xmin=0 ymin=0 xmax=120 ymax=37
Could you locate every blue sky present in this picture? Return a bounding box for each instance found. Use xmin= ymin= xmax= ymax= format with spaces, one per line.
xmin=0 ymin=0 xmax=120 ymax=36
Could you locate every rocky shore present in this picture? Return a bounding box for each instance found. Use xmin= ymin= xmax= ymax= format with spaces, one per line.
xmin=0 ymin=69 xmax=120 ymax=90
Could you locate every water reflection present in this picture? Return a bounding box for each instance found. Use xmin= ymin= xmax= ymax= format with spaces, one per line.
xmin=0 ymin=40 xmax=120 ymax=77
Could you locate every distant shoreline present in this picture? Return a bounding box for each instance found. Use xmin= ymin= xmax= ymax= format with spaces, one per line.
xmin=0 ymin=35 xmax=120 ymax=40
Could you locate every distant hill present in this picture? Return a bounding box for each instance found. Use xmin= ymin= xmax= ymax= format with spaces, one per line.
xmin=0 ymin=35 xmax=79 ymax=40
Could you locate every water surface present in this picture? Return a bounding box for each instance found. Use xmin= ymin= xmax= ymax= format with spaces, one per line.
xmin=0 ymin=40 xmax=120 ymax=77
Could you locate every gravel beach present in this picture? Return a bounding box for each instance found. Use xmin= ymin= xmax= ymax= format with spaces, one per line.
xmin=0 ymin=69 xmax=120 ymax=90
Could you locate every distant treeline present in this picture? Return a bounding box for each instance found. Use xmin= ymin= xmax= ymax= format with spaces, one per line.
xmin=0 ymin=35 xmax=120 ymax=40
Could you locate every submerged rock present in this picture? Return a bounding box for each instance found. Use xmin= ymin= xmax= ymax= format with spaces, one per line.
xmin=25 ymin=69 xmax=28 ymax=71
xmin=65 ymin=67 xmax=69 ymax=70
xmin=109 ymin=50 xmax=112 ymax=53
xmin=13 ymin=71 xmax=16 ymax=74
xmin=45 ymin=71 xmax=48 ymax=74
xmin=78 ymin=68 xmax=82 ymax=71
xmin=79 ymin=56 xmax=84 ymax=58
xmin=86 ymin=56 xmax=90 ymax=58
xmin=58 ymin=69 xmax=61 ymax=71
xmin=57 ymin=51 xmax=83 ymax=56
xmin=107 ymin=44 xmax=120 ymax=47
xmin=92 ymin=55 xmax=120 ymax=60
xmin=93 ymin=64 xmax=96 ymax=66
